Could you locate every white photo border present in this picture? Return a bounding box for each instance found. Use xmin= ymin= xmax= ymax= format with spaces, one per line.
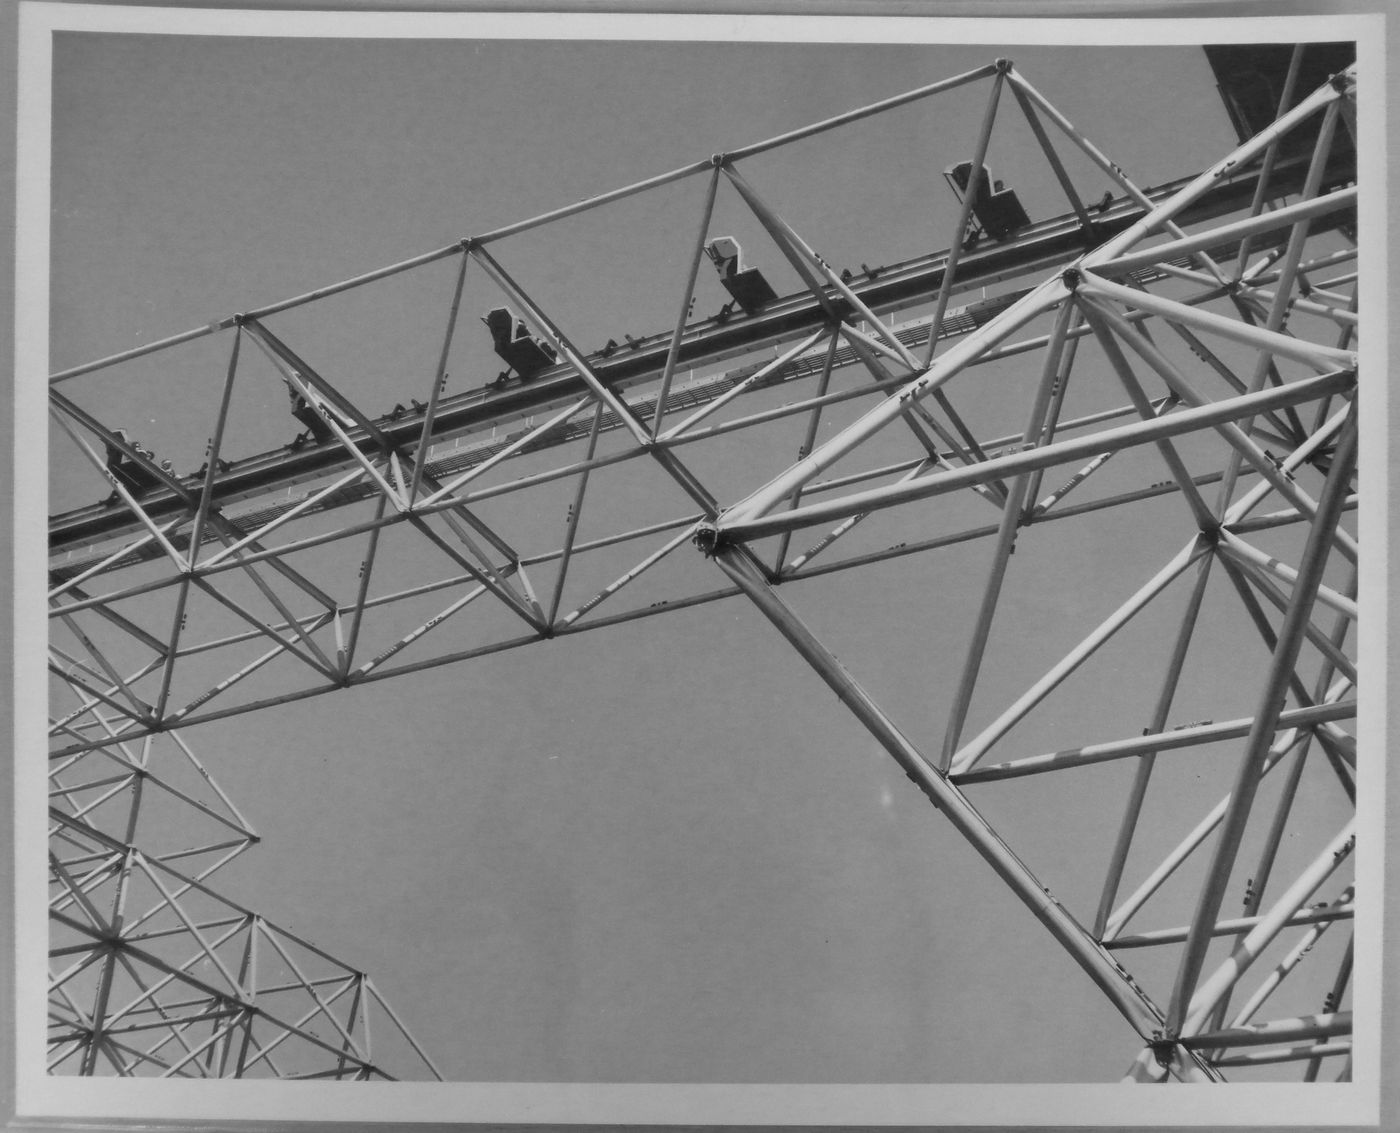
xmin=10 ymin=3 xmax=1392 ymax=1127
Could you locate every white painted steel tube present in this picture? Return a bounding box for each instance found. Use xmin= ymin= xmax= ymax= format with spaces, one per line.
xmin=1078 ymin=271 xmax=1356 ymax=372
xmin=1183 ymin=1011 xmax=1351 ymax=1050
xmin=1091 ymin=187 xmax=1356 ymax=279
xmin=1079 ymin=69 xmax=1348 ymax=266
xmin=720 ymin=278 xmax=1068 ymax=525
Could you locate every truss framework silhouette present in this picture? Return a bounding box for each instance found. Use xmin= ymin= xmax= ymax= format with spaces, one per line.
xmin=46 ymin=51 xmax=1362 ymax=1082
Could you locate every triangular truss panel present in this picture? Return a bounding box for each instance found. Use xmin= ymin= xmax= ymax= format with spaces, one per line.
xmin=44 ymin=42 xmax=1365 ymax=1083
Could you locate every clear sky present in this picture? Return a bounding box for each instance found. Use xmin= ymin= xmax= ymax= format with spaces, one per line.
xmin=46 ymin=27 xmax=1358 ymax=1085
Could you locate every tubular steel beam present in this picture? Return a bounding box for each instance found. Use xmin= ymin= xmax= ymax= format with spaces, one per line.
xmin=1069 ymin=291 xmax=1359 ymax=567
xmin=409 ymin=249 xmax=470 ymax=503
xmin=725 ymin=61 xmax=999 ymax=162
xmin=1217 ymin=531 xmax=1358 ymax=622
xmin=651 ymin=164 xmax=722 ymax=436
xmin=1077 ymin=65 xmax=1348 ymax=270
xmin=948 ymin=538 xmax=1211 ymax=776
xmin=1101 ymin=723 xmax=1317 ymax=943
xmin=1092 ymin=552 xmax=1214 ymax=937
xmin=1182 ymin=1011 xmax=1351 ymax=1050
xmin=719 ymin=166 xmax=922 ymax=378
xmin=955 ymin=699 xmax=1355 ymax=785
xmin=1004 ymin=70 xmax=1234 ymax=289
xmin=1078 ymin=298 xmax=1215 ymax=529
xmin=468 ymin=246 xmax=652 ymax=448
xmin=1165 ymin=409 xmax=1358 ymax=1033
xmin=1214 ymin=96 xmax=1343 ymax=515
xmin=546 ymin=402 xmax=606 ymax=627
xmin=1092 ymin=186 xmax=1355 ymax=280
xmin=719 ymin=278 xmax=1067 ymax=526
xmin=1077 ymin=271 xmax=1356 ymax=373
xmin=1228 ymin=888 xmax=1353 ymax=1029
xmin=938 ymin=301 xmax=1076 ymax=767
xmin=1233 ymin=45 xmax=1307 ymax=277
xmin=1216 ymin=1041 xmax=1350 ymax=1068
xmin=1104 ymin=900 xmax=1354 ymax=951
xmin=1236 ymin=582 xmax=1360 ymax=932
xmin=1181 ymin=822 xmax=1356 ymax=1036
xmin=921 ymin=68 xmax=1006 ymax=366
xmin=773 ymin=333 xmax=842 ymax=573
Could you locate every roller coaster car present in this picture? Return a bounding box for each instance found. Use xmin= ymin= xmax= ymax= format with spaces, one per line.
xmin=104 ymin=429 xmax=162 ymax=496
xmin=286 ymin=382 xmax=342 ymax=444
xmin=705 ymin=236 xmax=778 ymax=316
xmin=483 ymin=307 xmax=558 ymax=381
xmin=943 ymin=162 xmax=1031 ymax=241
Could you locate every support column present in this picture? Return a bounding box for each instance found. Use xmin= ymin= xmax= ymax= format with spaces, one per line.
xmin=1165 ymin=407 xmax=1358 ymax=1031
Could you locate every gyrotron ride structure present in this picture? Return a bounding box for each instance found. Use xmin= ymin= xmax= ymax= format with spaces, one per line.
xmin=47 ymin=44 xmax=1362 ymax=1082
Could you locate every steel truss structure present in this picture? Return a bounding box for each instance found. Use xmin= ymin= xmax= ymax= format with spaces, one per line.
xmin=46 ymin=48 xmax=1363 ymax=1082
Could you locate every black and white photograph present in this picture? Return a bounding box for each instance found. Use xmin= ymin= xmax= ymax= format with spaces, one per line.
xmin=7 ymin=2 xmax=1394 ymax=1128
